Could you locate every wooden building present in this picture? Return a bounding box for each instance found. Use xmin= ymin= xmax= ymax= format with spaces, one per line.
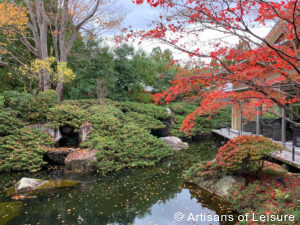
xmin=0 ymin=57 xmax=8 ymax=67
xmin=230 ymin=21 xmax=298 ymax=139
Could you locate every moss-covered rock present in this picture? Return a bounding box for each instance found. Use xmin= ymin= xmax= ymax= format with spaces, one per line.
xmin=65 ymin=149 xmax=97 ymax=173
xmin=9 ymin=178 xmax=78 ymax=195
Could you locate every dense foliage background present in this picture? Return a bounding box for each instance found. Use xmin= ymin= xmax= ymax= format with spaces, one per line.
xmin=1 ymin=36 xmax=177 ymax=103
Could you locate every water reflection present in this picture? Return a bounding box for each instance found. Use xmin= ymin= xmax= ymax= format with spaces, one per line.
xmin=0 ymin=141 xmax=234 ymax=225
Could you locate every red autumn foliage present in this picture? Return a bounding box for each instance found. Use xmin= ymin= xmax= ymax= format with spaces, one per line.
xmin=216 ymin=135 xmax=283 ymax=175
xmin=228 ymin=162 xmax=300 ymax=224
xmin=132 ymin=0 xmax=300 ymax=132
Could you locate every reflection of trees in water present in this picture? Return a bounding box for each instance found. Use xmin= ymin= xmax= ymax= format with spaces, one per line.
xmin=8 ymin=164 xmax=184 ymax=225
xmin=187 ymin=184 xmax=237 ymax=225
xmin=6 ymin=141 xmax=218 ymax=225
xmin=82 ymin=165 xmax=184 ymax=225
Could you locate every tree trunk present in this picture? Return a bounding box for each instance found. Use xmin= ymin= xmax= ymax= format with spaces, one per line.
xmin=29 ymin=0 xmax=50 ymax=92
xmin=40 ymin=23 xmax=50 ymax=91
xmin=56 ymin=82 xmax=64 ymax=101
xmin=56 ymin=55 xmax=67 ymax=102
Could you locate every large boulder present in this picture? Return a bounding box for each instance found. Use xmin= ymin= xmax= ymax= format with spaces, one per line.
xmin=14 ymin=178 xmax=78 ymax=195
xmin=65 ymin=149 xmax=97 ymax=173
xmin=28 ymin=123 xmax=61 ymax=142
xmin=193 ymin=175 xmax=245 ymax=197
xmin=15 ymin=178 xmax=47 ymax=194
xmin=79 ymin=123 xmax=92 ymax=143
xmin=214 ymin=176 xmax=245 ymax=196
xmin=160 ymin=136 xmax=188 ymax=150
xmin=46 ymin=147 xmax=74 ymax=165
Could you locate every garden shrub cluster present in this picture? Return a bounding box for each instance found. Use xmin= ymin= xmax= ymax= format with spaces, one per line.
xmin=123 ymin=112 xmax=166 ymax=131
xmin=115 ymin=101 xmax=172 ymax=133
xmin=227 ymin=168 xmax=300 ymax=224
xmin=184 ymin=160 xmax=221 ymax=182
xmin=184 ymin=136 xmax=293 ymax=225
xmin=116 ymin=101 xmax=171 ymax=120
xmin=0 ymin=110 xmax=27 ymax=136
xmin=46 ymin=104 xmax=89 ymax=131
xmin=82 ymin=103 xmax=172 ymax=174
xmin=0 ymin=91 xmax=58 ymax=172
xmin=185 ymin=135 xmax=283 ymax=181
xmin=216 ymin=135 xmax=283 ymax=175
xmin=0 ymin=128 xmax=53 ymax=172
xmin=3 ymin=90 xmax=59 ymax=122
xmin=84 ymin=123 xmax=172 ymax=174
xmin=0 ymin=91 xmax=173 ymax=173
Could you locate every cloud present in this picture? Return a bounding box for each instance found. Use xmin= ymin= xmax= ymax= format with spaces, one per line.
xmin=103 ymin=1 xmax=273 ymax=65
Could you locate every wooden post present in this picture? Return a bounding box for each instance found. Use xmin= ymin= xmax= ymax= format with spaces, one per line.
xmin=256 ymin=108 xmax=260 ymax=135
xmin=282 ymin=108 xmax=286 ymax=146
xmin=240 ymin=108 xmax=243 ymax=136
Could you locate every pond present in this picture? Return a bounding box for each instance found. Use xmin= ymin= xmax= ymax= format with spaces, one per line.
xmin=0 ymin=141 xmax=235 ymax=225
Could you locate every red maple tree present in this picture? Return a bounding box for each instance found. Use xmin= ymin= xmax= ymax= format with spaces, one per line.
xmin=131 ymin=0 xmax=300 ymax=131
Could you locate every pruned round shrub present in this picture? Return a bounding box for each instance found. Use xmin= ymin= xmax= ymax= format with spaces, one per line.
xmin=0 ymin=110 xmax=27 ymax=136
xmin=46 ymin=104 xmax=88 ymax=130
xmin=216 ymin=135 xmax=284 ymax=175
xmin=33 ymin=90 xmax=59 ymax=121
xmin=82 ymin=105 xmax=172 ymax=175
xmin=124 ymin=112 xmax=165 ymax=131
xmin=0 ymin=128 xmax=53 ymax=172
xmin=116 ymin=101 xmax=170 ymax=120
xmin=3 ymin=90 xmax=34 ymax=116
xmin=88 ymin=123 xmax=172 ymax=175
xmin=2 ymin=90 xmax=59 ymax=122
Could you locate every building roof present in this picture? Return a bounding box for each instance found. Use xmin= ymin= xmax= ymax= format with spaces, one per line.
xmin=264 ymin=21 xmax=285 ymax=45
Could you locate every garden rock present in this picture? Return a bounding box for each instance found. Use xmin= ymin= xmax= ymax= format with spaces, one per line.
xmin=166 ymin=107 xmax=172 ymax=115
xmin=28 ymin=123 xmax=61 ymax=142
xmin=214 ymin=175 xmax=245 ymax=196
xmin=46 ymin=147 xmax=74 ymax=165
xmin=15 ymin=178 xmax=47 ymax=194
xmin=160 ymin=136 xmax=188 ymax=150
xmin=193 ymin=175 xmax=245 ymax=197
xmin=65 ymin=149 xmax=97 ymax=173
xmin=79 ymin=123 xmax=92 ymax=143
xmin=14 ymin=178 xmax=78 ymax=195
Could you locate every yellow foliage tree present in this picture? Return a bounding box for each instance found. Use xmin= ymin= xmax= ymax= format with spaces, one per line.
xmin=18 ymin=57 xmax=75 ymax=89
xmin=0 ymin=2 xmax=28 ymax=54
xmin=1 ymin=0 xmax=124 ymax=100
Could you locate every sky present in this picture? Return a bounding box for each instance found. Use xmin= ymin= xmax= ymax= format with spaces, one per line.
xmin=104 ymin=1 xmax=188 ymax=60
xmin=103 ymin=0 xmax=272 ymax=64
xmin=115 ymin=0 xmax=162 ymax=30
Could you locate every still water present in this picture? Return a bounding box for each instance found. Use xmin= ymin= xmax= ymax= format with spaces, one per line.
xmin=0 ymin=141 xmax=235 ymax=225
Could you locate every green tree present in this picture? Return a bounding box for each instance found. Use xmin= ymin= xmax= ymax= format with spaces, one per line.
xmin=150 ymin=47 xmax=177 ymax=92
xmin=65 ymin=37 xmax=115 ymax=100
